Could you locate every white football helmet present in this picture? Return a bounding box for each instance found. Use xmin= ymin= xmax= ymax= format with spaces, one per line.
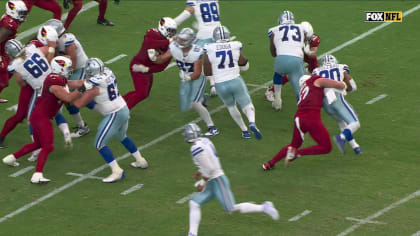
xmin=5 ymin=39 xmax=24 ymax=59
xmin=51 ymin=56 xmax=73 ymax=78
xmin=85 ymin=58 xmax=105 ymax=78
xmin=37 ymin=26 xmax=58 ymax=46
xmin=176 ymin=28 xmax=196 ymax=49
xmin=158 ymin=17 xmax=177 ymax=39
xmin=278 ymin=10 xmax=294 ymax=25
xmin=44 ymin=19 xmax=65 ymax=36
xmin=183 ymin=123 xmax=201 ymax=142
xmin=5 ymin=1 xmax=28 ymax=22
xmin=321 ymin=54 xmax=338 ymax=67
xmin=213 ymin=25 xmax=230 ymax=43
xmin=300 ymin=21 xmax=314 ymax=40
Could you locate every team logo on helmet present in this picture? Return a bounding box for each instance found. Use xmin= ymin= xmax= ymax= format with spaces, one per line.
xmin=159 ymin=18 xmax=165 ymax=26
xmin=41 ymin=27 xmax=48 ymax=38
xmin=56 ymin=59 xmax=67 ymax=67
xmin=8 ymin=2 xmax=15 ymax=10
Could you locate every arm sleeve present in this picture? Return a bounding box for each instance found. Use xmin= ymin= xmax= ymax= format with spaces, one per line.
xmin=144 ymin=36 xmax=170 ymax=49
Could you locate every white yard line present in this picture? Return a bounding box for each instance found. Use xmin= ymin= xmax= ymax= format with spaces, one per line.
xmin=176 ymin=192 xmax=196 ymax=204
xmin=6 ymin=104 xmax=18 ymax=112
xmin=365 ymin=94 xmax=387 ymax=104
xmin=16 ymin=1 xmax=98 ymax=41
xmin=2 ymin=3 xmax=419 ymax=225
xmin=8 ymin=166 xmax=34 ymax=178
xmin=246 ymin=83 xmax=268 ymax=88
xmin=345 ymin=217 xmax=386 ymax=225
xmin=337 ymin=190 xmax=420 ymax=236
xmin=288 ymin=210 xmax=312 ymax=222
xmin=412 ymin=230 xmax=420 ymax=236
xmin=105 ymin=54 xmax=127 ymax=64
xmin=66 ymin=172 xmax=103 ymax=180
xmin=120 ymin=184 xmax=144 ymax=196
xmin=164 ymin=62 xmax=177 ymax=71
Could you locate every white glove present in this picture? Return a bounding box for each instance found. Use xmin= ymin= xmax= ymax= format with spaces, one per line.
xmin=194 ymin=179 xmax=206 ymax=192
xmin=182 ymin=74 xmax=192 ymax=82
xmin=304 ymin=43 xmax=311 ymax=55
xmin=147 ymin=49 xmax=157 ymax=62
xmin=132 ymin=64 xmax=149 ymax=73
xmin=84 ymin=80 xmax=94 ymax=90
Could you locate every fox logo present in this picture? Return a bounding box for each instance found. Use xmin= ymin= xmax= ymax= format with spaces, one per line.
xmin=8 ymin=2 xmax=15 ymax=10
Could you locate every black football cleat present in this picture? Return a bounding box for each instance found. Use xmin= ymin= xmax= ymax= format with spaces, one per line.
xmin=97 ymin=18 xmax=115 ymax=26
xmin=63 ymin=0 xmax=70 ymax=9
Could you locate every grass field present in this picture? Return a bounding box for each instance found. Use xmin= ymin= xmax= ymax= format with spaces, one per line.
xmin=1 ymin=1 xmax=420 ymax=235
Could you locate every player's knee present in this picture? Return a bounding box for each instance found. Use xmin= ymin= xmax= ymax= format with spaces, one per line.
xmin=348 ymin=121 xmax=360 ymax=133
xmin=43 ymin=144 xmax=54 ymax=154
xmin=189 ymin=200 xmax=200 ymax=210
xmin=321 ymin=142 xmax=332 ymax=154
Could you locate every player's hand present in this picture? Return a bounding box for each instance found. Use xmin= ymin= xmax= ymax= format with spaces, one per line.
xmin=193 ymin=171 xmax=201 ymax=180
xmin=194 ymin=179 xmax=206 ymax=192
xmin=132 ymin=64 xmax=149 ymax=73
xmin=147 ymin=49 xmax=157 ymax=62
xmin=47 ymin=40 xmax=57 ymax=49
xmin=182 ymin=74 xmax=192 ymax=82
xmin=303 ymin=43 xmax=310 ymax=55
xmin=84 ymin=81 xmax=94 ymax=90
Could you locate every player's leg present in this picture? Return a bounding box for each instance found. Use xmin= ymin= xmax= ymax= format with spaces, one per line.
xmin=189 ymin=184 xmax=214 ymax=236
xmin=296 ymin=118 xmax=332 ymax=156
xmin=123 ymin=72 xmax=153 ymax=109
xmin=272 ymin=72 xmax=283 ymax=110
xmin=288 ymin=58 xmax=306 ymax=99
xmin=34 ymin=0 xmax=62 ymax=20
xmin=66 ymin=104 xmax=90 ymax=138
xmin=0 ymin=60 xmax=11 ymax=102
xmin=55 ymin=110 xmax=72 ymax=147
xmin=64 ymin=0 xmax=83 ymax=29
xmin=97 ymin=0 xmax=114 ymax=26
xmin=31 ymin=119 xmax=55 ymax=183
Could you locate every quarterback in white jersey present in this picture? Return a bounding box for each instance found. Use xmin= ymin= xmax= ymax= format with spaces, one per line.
xmin=183 ymin=123 xmax=279 ymax=236
xmin=312 ymin=54 xmax=361 ymax=155
xmin=204 ymin=25 xmax=262 ymax=140
xmin=73 ymin=58 xmax=148 ymax=183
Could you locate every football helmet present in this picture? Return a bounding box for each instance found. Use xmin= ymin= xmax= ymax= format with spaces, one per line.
xmin=51 ymin=56 xmax=73 ymax=78
xmin=85 ymin=58 xmax=105 ymax=78
xmin=37 ymin=25 xmax=58 ymax=46
xmin=213 ymin=25 xmax=230 ymax=43
xmin=183 ymin=123 xmax=201 ymax=142
xmin=278 ymin=10 xmax=294 ymax=25
xmin=44 ymin=19 xmax=65 ymax=36
xmin=321 ymin=54 xmax=338 ymax=67
xmin=5 ymin=39 xmax=24 ymax=59
xmin=300 ymin=21 xmax=314 ymax=39
xmin=5 ymin=1 xmax=28 ymax=22
xmin=158 ymin=17 xmax=177 ymax=39
xmin=176 ymin=28 xmax=196 ymax=49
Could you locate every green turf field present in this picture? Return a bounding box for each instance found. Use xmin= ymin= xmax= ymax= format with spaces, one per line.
xmin=1 ymin=1 xmax=420 ymax=235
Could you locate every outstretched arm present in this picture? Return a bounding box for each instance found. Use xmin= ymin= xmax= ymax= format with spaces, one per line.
xmin=174 ymin=6 xmax=194 ymax=25
xmin=314 ymin=77 xmax=346 ymax=90
xmin=49 ymin=85 xmax=82 ymax=103
xmin=73 ymin=86 xmax=99 ymax=108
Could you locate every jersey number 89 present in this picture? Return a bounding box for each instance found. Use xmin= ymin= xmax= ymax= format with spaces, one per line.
xmin=200 ymin=2 xmax=219 ymax=23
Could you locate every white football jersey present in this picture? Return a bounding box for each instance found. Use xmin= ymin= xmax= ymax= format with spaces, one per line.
xmin=190 ymin=137 xmax=224 ymax=180
xmin=204 ymin=41 xmax=242 ymax=83
xmin=57 ymin=33 xmax=88 ymax=69
xmin=87 ymin=67 xmax=126 ymax=116
xmin=268 ymin=22 xmax=313 ymax=58
xmin=8 ymin=44 xmax=51 ymax=91
xmin=186 ymin=0 xmax=221 ymax=39
xmin=312 ymin=64 xmax=350 ymax=82
xmin=169 ymin=42 xmax=203 ymax=79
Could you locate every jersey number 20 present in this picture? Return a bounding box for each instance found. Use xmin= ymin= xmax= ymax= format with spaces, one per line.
xmin=23 ymin=53 xmax=49 ymax=79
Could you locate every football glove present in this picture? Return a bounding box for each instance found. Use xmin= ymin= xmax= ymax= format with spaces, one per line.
xmin=132 ymin=64 xmax=149 ymax=73
xmin=147 ymin=49 xmax=158 ymax=62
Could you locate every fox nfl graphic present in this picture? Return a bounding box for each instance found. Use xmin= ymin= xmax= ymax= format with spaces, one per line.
xmin=365 ymin=11 xmax=402 ymax=22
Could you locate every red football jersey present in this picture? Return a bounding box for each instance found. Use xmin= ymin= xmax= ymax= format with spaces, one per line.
xmin=30 ymin=73 xmax=67 ymax=120
xmin=296 ymin=75 xmax=324 ymax=118
xmin=131 ymin=28 xmax=171 ymax=73
xmin=0 ymin=15 xmax=20 ymax=55
xmin=28 ymin=40 xmax=44 ymax=48
xmin=310 ymin=34 xmax=321 ymax=48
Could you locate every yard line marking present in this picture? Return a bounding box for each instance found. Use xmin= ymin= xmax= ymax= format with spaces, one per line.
xmin=337 ymin=190 xmax=420 ymax=236
xmin=8 ymin=166 xmax=34 ymax=178
xmin=176 ymin=192 xmax=196 ymax=204
xmin=2 ymin=4 xmax=419 ymax=223
xmin=365 ymin=94 xmax=387 ymax=104
xmin=411 ymin=230 xmax=420 ymax=236
xmin=105 ymin=54 xmax=127 ymax=64
xmin=16 ymin=1 xmax=98 ymax=41
xmin=246 ymin=83 xmax=268 ymax=88
xmin=6 ymin=104 xmax=18 ymax=112
xmin=120 ymin=184 xmax=144 ymax=196
xmin=164 ymin=62 xmax=177 ymax=71
xmin=66 ymin=172 xmax=103 ymax=180
xmin=288 ymin=210 xmax=312 ymax=222
xmin=345 ymin=217 xmax=386 ymax=225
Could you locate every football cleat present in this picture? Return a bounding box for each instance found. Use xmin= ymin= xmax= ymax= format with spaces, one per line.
xmin=3 ymin=154 xmax=19 ymax=167
xmin=27 ymin=149 xmax=40 ymax=162
xmin=210 ymin=85 xmax=217 ymax=97
xmin=0 ymin=137 xmax=6 ymax=149
xmin=262 ymin=161 xmax=274 ymax=171
xmin=272 ymin=97 xmax=282 ymax=111
xmin=285 ymin=146 xmax=297 ymax=167
xmin=63 ymin=0 xmax=69 ymax=9
xmin=353 ymin=146 xmax=362 ymax=155
xmin=334 ymin=134 xmax=346 ymax=154
xmin=0 ymin=97 xmax=8 ymax=103
xmin=97 ymin=18 xmax=114 ymax=26
xmin=204 ymin=126 xmax=219 ymax=137
xmin=265 ymin=87 xmax=274 ymax=102
xmin=31 ymin=172 xmax=50 ymax=184
xmin=249 ymin=122 xmax=263 ymax=140
xmin=242 ymin=130 xmax=251 ymax=139
xmin=262 ymin=201 xmax=279 ymax=220
xmin=70 ymin=124 xmax=90 ymax=138
xmin=102 ymin=169 xmax=125 ymax=183
xmin=130 ymin=157 xmax=148 ymax=169
xmin=64 ymin=132 xmax=73 ymax=148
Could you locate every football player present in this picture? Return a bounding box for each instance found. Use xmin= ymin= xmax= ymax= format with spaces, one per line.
xmin=73 ymin=58 xmax=148 ymax=183
xmin=24 ymin=0 xmax=61 ymax=20
xmin=64 ymin=0 xmax=114 ymax=29
xmin=203 ymin=25 xmax=262 ymax=139
xmin=38 ymin=20 xmax=92 ymax=138
xmin=153 ymin=28 xmax=219 ymax=137
xmin=312 ymin=54 xmax=361 ymax=154
xmin=0 ymin=1 xmax=28 ymax=103
xmin=122 ymin=17 xmax=177 ymax=110
xmin=0 ymin=40 xmax=71 ymax=150
xmin=2 ymin=56 xmax=85 ymax=183
xmin=262 ymin=75 xmax=347 ymax=170
xmin=268 ymin=11 xmax=313 ymax=110
xmin=183 ymin=123 xmax=279 ymax=236
xmin=174 ymin=0 xmax=222 ymax=96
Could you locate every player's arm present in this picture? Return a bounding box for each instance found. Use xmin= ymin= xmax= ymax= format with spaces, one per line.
xmin=0 ymin=27 xmax=12 ymax=43
xmin=144 ymin=37 xmax=170 ymax=49
xmin=154 ymin=50 xmax=172 ymax=64
xmin=314 ymin=77 xmax=346 ymax=90
xmin=269 ymin=35 xmax=276 ymax=57
xmin=38 ymin=46 xmax=56 ymax=63
xmin=67 ymin=80 xmax=85 ymax=90
xmin=13 ymin=73 xmax=26 ymax=88
xmin=49 ymin=85 xmax=82 ymax=103
xmin=188 ymin=58 xmax=203 ymax=80
xmin=238 ymin=52 xmax=249 ymax=71
xmin=304 ymin=44 xmax=317 ymax=58
xmin=73 ymin=86 xmax=99 ymax=108
xmin=174 ymin=6 xmax=194 ymax=25
xmin=343 ymin=71 xmax=356 ymax=92
xmin=65 ymin=44 xmax=78 ymax=70
xmin=203 ymin=54 xmax=212 ymax=76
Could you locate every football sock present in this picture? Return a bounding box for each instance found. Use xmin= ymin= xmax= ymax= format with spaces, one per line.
xmin=349 ymin=140 xmax=359 ymax=149
xmin=273 ymin=72 xmax=283 ymax=99
xmin=208 ymin=76 xmax=215 ymax=87
xmin=234 ymin=202 xmax=264 ymax=213
xmin=340 ymin=129 xmax=354 ymax=141
xmin=227 ymin=106 xmax=247 ymax=132
xmin=64 ymin=0 xmax=82 ymax=29
xmin=55 ymin=113 xmax=67 ymax=126
xmin=99 ymin=146 xmax=115 ymax=164
xmin=72 ymin=113 xmax=85 ymax=128
xmin=242 ymin=103 xmax=255 ymax=123
xmin=189 ymin=200 xmax=201 ymax=236
xmin=58 ymin=123 xmax=70 ymax=136
xmin=108 ymin=160 xmax=122 ymax=173
xmin=192 ymin=102 xmax=214 ymax=127
xmin=121 ymin=137 xmax=143 ymax=161
xmin=270 ymin=145 xmax=289 ymax=164
xmin=98 ymin=0 xmax=108 ymax=19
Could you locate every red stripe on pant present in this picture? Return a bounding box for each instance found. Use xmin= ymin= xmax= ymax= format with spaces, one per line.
xmin=122 ymin=70 xmax=154 ymax=110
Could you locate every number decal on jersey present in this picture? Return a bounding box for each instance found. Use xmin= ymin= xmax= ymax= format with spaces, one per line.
xmin=298 ymin=85 xmax=309 ymax=105
xmin=23 ymin=53 xmax=49 ymax=79
xmin=216 ymin=50 xmax=234 ymax=69
xmin=107 ymin=80 xmax=119 ymax=101
xmin=319 ymin=68 xmax=340 ymax=81
xmin=176 ymin=60 xmax=194 ymax=73
xmin=278 ymin=25 xmax=302 ymax=42
xmin=200 ymin=2 xmax=220 ymax=23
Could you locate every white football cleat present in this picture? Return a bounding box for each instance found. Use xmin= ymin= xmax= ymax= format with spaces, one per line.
xmin=64 ymin=132 xmax=73 ymax=148
xmin=102 ymin=169 xmax=125 ymax=183
xmin=210 ymin=85 xmax=217 ymax=97
xmin=31 ymin=172 xmax=50 ymax=184
xmin=3 ymin=154 xmax=19 ymax=167
xmin=263 ymin=201 xmax=279 ymax=220
xmin=130 ymin=157 xmax=148 ymax=169
xmin=272 ymin=97 xmax=282 ymax=111
xmin=285 ymin=146 xmax=297 ymax=167
xmin=70 ymin=125 xmax=89 ymax=138
xmin=27 ymin=149 xmax=41 ymax=162
xmin=265 ymin=88 xmax=274 ymax=102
